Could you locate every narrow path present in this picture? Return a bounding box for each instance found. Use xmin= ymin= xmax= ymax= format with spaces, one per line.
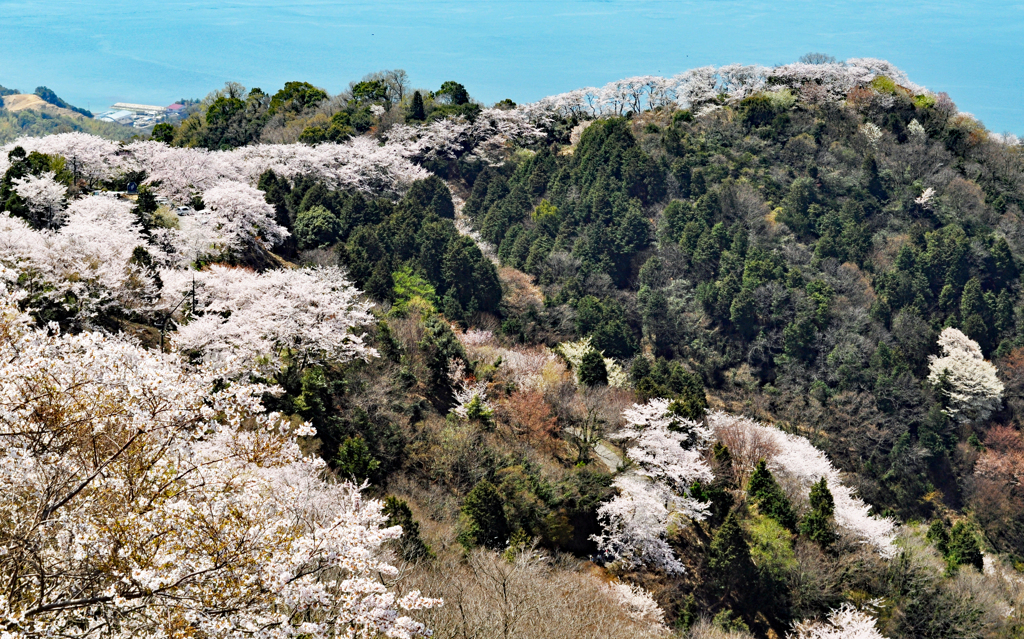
xmin=448 ymin=184 xmax=499 ymax=265
xmin=592 ymin=440 xmax=623 ymax=473
xmin=446 ymin=180 xmax=622 ymax=474
xmin=564 ymin=427 xmax=625 ymax=474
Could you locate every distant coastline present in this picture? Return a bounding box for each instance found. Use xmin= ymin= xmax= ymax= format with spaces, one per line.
xmin=2 ymin=0 xmax=1021 ymax=135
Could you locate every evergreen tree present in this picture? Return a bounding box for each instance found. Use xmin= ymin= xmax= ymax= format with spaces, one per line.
xmin=151 ymin=122 xmax=175 ymax=144
xmin=708 ymin=513 xmax=755 ymax=594
xmin=383 ymin=496 xmax=433 ymax=561
xmin=667 ymin=370 xmax=707 ymax=422
xmin=747 ymin=460 xmax=797 ymax=530
xmin=418 ymin=315 xmax=467 ymax=411
xmin=334 ymin=435 xmax=381 ymax=483
xmin=800 ymin=477 xmax=838 ymax=548
xmin=460 ymin=480 xmax=509 ymax=549
xmin=927 ymin=519 xmax=950 ymax=556
xmin=132 ymin=186 xmax=159 ymax=233
xmin=409 ymin=91 xmax=425 ymax=121
xmin=946 ymin=521 xmax=984 ymax=572
xmin=294 ymin=204 xmax=342 ymax=249
xmin=578 ymin=349 xmax=609 ymax=386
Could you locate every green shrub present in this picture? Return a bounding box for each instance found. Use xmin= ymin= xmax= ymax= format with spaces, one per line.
xmin=870 ymin=75 xmax=899 ymax=94
xmin=294 ymin=205 xmax=342 ymax=249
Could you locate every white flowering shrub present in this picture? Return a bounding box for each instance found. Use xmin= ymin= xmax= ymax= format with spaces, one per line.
xmin=859 ymin=122 xmax=883 ymax=148
xmin=907 ymin=118 xmax=927 ymax=141
xmin=789 ymin=605 xmax=884 ymax=639
xmin=0 ymin=291 xmax=439 ymax=638
xmin=928 ymin=327 xmax=1004 ymax=423
xmin=452 ymin=378 xmax=494 ymax=423
xmin=915 ymin=187 xmax=936 ymax=207
xmin=606 ymin=581 xmax=666 ymax=630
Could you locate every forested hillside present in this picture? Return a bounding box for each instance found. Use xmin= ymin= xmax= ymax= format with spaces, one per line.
xmin=1 ymin=58 xmax=1023 ymax=639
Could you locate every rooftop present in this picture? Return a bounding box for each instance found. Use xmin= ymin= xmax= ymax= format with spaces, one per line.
xmin=110 ymin=102 xmax=167 ymax=114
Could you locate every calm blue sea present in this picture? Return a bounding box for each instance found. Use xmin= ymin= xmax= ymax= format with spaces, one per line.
xmin=0 ymin=1 xmax=1022 ymax=133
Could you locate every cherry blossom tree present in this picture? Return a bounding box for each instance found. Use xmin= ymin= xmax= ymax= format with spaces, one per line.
xmin=387 ymin=109 xmax=543 ymax=166
xmin=386 ymin=120 xmax=472 ymax=163
xmin=532 ymin=87 xmax=602 ymax=119
xmin=0 ymin=291 xmax=438 ymax=638
xmin=592 ymin=399 xmax=714 ymax=573
xmin=4 ymin=134 xmax=431 ymax=206
xmin=598 ymin=76 xmax=670 ymax=115
xmin=605 ymin=581 xmax=666 ymax=629
xmin=198 ymin=180 xmax=288 ymax=253
xmin=124 ymin=140 xmax=229 ymax=203
xmin=928 ymin=327 xmax=1004 ymax=423
xmin=0 ymin=197 xmax=159 ymax=321
xmin=229 ymin=138 xmax=431 ymax=197
xmin=2 ymin=132 xmax=123 ymax=184
xmin=519 ymin=57 xmax=929 ymax=123
xmin=161 ymin=265 xmax=376 ymax=377
xmin=453 ymin=327 xmax=561 ymax=392
xmin=12 ymin=171 xmax=67 ymax=229
xmin=614 ymin=399 xmax=715 ymax=490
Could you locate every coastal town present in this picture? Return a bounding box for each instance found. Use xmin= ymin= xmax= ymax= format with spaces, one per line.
xmin=93 ymin=101 xmax=188 ymax=128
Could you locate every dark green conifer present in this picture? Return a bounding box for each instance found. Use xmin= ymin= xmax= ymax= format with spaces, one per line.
xmin=460 ymin=480 xmax=509 ymax=549
xmin=578 ymin=349 xmax=608 ymax=386
xmin=708 ymin=513 xmax=755 ymax=593
xmin=800 ymin=477 xmax=838 ymax=548
xmin=383 ymin=496 xmax=433 ymax=561
xmin=409 ymin=91 xmax=425 ymax=121
xmin=747 ymin=460 xmax=798 ymax=530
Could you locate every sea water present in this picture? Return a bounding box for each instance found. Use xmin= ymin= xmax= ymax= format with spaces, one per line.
xmin=0 ymin=0 xmax=1021 ymax=133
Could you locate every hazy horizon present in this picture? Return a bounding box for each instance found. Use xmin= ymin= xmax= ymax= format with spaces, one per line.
xmin=1 ymin=0 xmax=1022 ymax=133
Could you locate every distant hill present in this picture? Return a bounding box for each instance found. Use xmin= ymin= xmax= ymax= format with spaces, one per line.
xmin=0 ymin=100 xmax=136 ymax=143
xmin=0 ymin=84 xmax=127 ymax=143
xmin=2 ymin=93 xmax=84 ymax=119
xmin=33 ymin=85 xmax=93 ymax=117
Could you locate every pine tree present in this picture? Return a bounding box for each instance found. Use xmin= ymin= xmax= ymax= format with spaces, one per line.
xmin=708 ymin=513 xmax=755 ymax=594
xmin=747 ymin=460 xmax=798 ymax=530
xmin=800 ymin=477 xmax=838 ymax=548
xmin=460 ymin=480 xmax=509 ymax=549
xmin=578 ymin=348 xmax=609 ymax=386
xmin=409 ymin=91 xmax=425 ymax=121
